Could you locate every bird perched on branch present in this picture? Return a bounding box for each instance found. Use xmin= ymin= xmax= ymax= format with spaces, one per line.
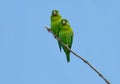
xmin=59 ymin=19 xmax=74 ymax=62
xmin=50 ymin=10 xmax=62 ymax=51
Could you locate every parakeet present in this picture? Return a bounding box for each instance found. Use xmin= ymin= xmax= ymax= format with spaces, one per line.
xmin=50 ymin=10 xmax=62 ymax=51
xmin=59 ymin=19 xmax=74 ymax=62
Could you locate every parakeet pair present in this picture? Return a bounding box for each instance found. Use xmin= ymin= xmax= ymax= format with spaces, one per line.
xmin=50 ymin=10 xmax=74 ymax=62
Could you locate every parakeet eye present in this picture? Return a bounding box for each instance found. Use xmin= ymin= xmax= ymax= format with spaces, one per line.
xmin=62 ymin=20 xmax=66 ymax=25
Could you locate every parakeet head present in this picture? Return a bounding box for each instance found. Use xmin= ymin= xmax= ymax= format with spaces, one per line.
xmin=60 ymin=19 xmax=71 ymax=30
xmin=61 ymin=19 xmax=69 ymax=25
xmin=51 ymin=10 xmax=61 ymax=22
xmin=52 ymin=10 xmax=59 ymax=16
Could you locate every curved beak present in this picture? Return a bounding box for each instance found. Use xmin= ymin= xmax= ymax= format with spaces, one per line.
xmin=62 ymin=20 xmax=66 ymax=25
xmin=53 ymin=11 xmax=57 ymax=16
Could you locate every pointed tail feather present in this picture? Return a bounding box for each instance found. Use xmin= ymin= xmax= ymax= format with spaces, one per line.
xmin=63 ymin=47 xmax=70 ymax=62
xmin=66 ymin=54 xmax=70 ymax=62
xmin=58 ymin=42 xmax=62 ymax=52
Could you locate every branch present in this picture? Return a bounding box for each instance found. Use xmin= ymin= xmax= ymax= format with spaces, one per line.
xmin=45 ymin=26 xmax=110 ymax=84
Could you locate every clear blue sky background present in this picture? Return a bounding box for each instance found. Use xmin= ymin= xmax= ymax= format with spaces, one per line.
xmin=0 ymin=0 xmax=120 ymax=84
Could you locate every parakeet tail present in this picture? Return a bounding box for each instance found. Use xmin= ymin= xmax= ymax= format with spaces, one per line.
xmin=66 ymin=54 xmax=70 ymax=62
xmin=58 ymin=42 xmax=62 ymax=52
xmin=63 ymin=47 xmax=70 ymax=62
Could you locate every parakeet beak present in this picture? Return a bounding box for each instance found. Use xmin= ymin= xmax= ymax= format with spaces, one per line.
xmin=53 ymin=11 xmax=57 ymax=16
xmin=62 ymin=20 xmax=66 ymax=25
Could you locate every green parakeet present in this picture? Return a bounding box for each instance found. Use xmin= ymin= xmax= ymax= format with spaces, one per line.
xmin=50 ymin=10 xmax=62 ymax=51
xmin=59 ymin=19 xmax=74 ymax=62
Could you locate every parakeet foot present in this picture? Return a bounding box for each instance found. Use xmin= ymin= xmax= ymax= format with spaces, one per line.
xmin=54 ymin=34 xmax=57 ymax=38
xmin=65 ymin=44 xmax=69 ymax=48
xmin=47 ymin=28 xmax=51 ymax=32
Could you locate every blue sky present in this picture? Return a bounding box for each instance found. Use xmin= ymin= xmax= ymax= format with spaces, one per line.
xmin=0 ymin=0 xmax=120 ymax=84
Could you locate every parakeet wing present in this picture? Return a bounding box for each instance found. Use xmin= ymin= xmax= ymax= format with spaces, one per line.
xmin=69 ymin=32 xmax=73 ymax=49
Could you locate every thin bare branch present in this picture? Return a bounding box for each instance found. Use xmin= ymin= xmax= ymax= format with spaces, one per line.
xmin=45 ymin=26 xmax=110 ymax=84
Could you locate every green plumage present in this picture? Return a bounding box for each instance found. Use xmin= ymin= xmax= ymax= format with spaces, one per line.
xmin=59 ymin=19 xmax=74 ymax=62
xmin=50 ymin=10 xmax=62 ymax=51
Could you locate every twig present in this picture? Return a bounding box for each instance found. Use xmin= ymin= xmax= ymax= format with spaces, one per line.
xmin=45 ymin=26 xmax=110 ymax=84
